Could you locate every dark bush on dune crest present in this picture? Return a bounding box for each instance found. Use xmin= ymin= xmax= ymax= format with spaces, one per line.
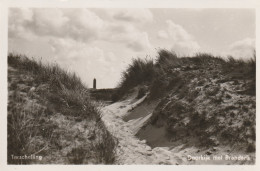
xmin=112 ymin=58 xmax=157 ymax=101
xmin=120 ymin=58 xmax=155 ymax=88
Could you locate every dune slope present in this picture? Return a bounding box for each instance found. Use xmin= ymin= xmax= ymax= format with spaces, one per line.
xmin=110 ymin=50 xmax=255 ymax=164
xmin=7 ymin=54 xmax=117 ymax=164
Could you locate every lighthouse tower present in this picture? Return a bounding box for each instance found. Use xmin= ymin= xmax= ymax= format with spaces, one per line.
xmin=93 ymin=78 xmax=96 ymax=89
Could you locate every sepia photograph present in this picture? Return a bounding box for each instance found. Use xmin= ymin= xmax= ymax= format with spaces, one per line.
xmin=4 ymin=3 xmax=256 ymax=167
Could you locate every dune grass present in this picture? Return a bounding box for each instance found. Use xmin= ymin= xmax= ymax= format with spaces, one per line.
xmin=113 ymin=49 xmax=255 ymax=100
xmin=8 ymin=53 xmax=117 ymax=164
xmin=112 ymin=58 xmax=156 ymax=101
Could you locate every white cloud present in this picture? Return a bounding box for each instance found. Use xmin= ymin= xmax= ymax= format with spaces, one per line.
xmin=9 ymin=8 xmax=33 ymax=25
xmin=111 ymin=9 xmax=153 ymax=23
xmin=165 ymin=20 xmax=191 ymax=42
xmin=158 ymin=30 xmax=168 ymax=39
xmin=9 ymin=8 xmax=36 ymax=40
xmin=126 ymin=32 xmax=152 ymax=51
xmin=158 ymin=20 xmax=200 ymax=56
xmin=62 ymin=9 xmax=104 ymax=41
xmin=9 ymin=8 xmax=104 ymax=42
xmin=172 ymin=41 xmax=200 ymax=56
xmin=49 ymin=38 xmax=103 ymax=62
xmin=228 ymin=38 xmax=255 ymax=59
xmin=32 ymin=9 xmax=68 ymax=35
xmin=9 ymin=8 xmax=152 ymax=52
xmin=104 ymin=23 xmax=152 ymax=52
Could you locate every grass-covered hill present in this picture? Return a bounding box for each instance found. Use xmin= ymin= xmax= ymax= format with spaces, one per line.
xmin=7 ymin=54 xmax=117 ymax=164
xmin=113 ymin=50 xmax=255 ymax=159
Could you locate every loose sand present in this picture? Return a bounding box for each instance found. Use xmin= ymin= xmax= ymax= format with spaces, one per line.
xmin=101 ymin=92 xmax=255 ymax=164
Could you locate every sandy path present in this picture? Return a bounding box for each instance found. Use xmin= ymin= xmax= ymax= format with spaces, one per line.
xmin=101 ymin=96 xmax=183 ymax=165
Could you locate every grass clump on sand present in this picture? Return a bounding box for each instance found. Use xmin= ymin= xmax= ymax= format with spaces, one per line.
xmin=8 ymin=53 xmax=117 ymax=164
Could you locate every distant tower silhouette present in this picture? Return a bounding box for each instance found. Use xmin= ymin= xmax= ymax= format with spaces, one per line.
xmin=93 ymin=78 xmax=96 ymax=89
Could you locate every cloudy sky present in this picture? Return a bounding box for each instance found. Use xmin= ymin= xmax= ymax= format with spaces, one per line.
xmin=8 ymin=8 xmax=255 ymax=88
